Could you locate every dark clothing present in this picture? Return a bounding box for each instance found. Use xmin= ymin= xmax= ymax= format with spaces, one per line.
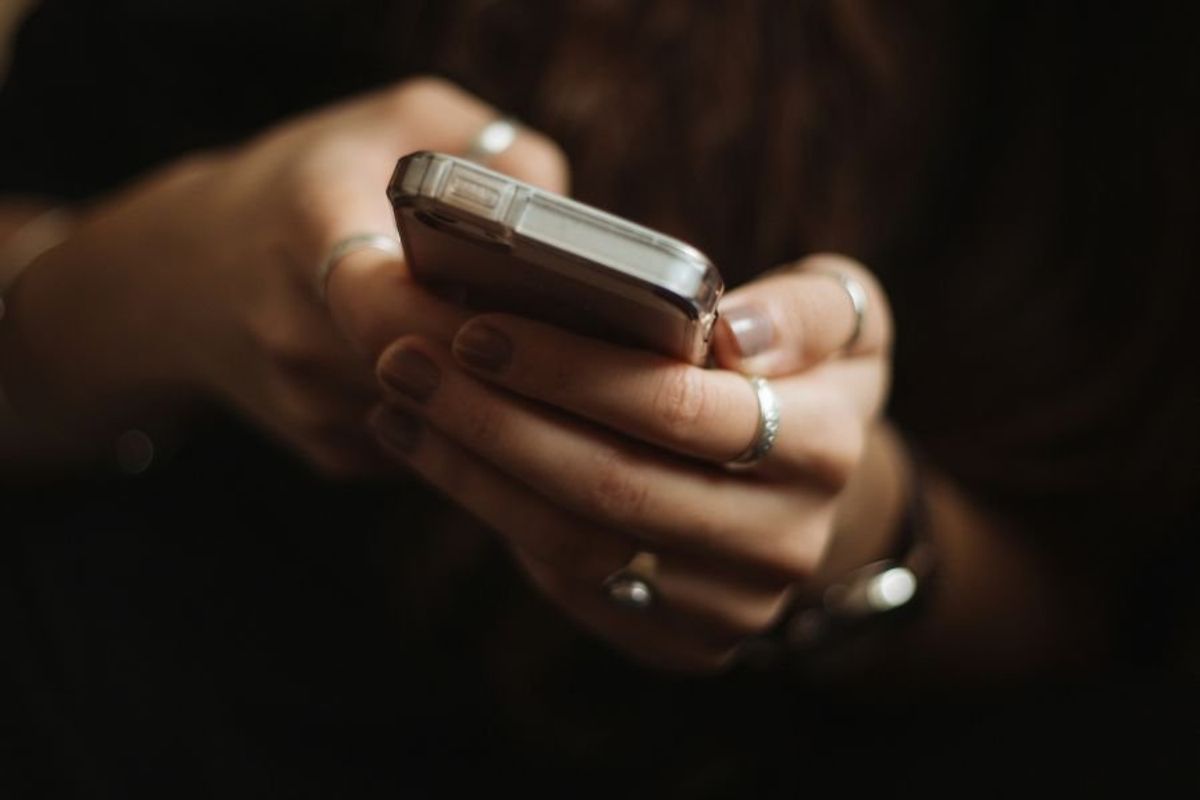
xmin=2 ymin=2 xmax=1198 ymax=796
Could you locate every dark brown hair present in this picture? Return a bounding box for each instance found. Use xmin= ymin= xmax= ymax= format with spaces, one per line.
xmin=434 ymin=1 xmax=961 ymax=280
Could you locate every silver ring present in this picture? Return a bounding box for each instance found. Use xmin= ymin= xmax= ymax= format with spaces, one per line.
xmin=463 ymin=117 xmax=519 ymax=164
xmin=726 ymin=376 xmax=781 ymax=468
xmin=814 ymin=270 xmax=868 ymax=353
xmin=315 ymin=233 xmax=401 ymax=302
xmin=603 ymin=551 xmax=659 ymax=611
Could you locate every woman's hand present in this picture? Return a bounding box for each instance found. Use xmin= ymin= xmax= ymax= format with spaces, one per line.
xmin=369 ymin=254 xmax=901 ymax=671
xmin=0 ymin=77 xmax=567 ymax=474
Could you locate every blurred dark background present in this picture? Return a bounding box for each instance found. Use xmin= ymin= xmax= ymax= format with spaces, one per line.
xmin=2 ymin=1 xmax=1198 ymax=795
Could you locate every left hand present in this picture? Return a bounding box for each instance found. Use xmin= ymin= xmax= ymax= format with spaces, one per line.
xmin=369 ymin=254 xmax=893 ymax=671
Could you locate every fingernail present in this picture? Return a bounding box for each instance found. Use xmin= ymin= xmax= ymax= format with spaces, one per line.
xmin=454 ymin=323 xmax=512 ymax=373
xmin=372 ymin=408 xmax=421 ymax=452
xmin=721 ymin=306 xmax=774 ymax=358
xmin=379 ymin=349 xmax=440 ymax=403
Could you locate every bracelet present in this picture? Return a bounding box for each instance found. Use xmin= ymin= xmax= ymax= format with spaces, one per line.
xmin=784 ymin=454 xmax=934 ymax=652
xmin=739 ymin=438 xmax=936 ymax=669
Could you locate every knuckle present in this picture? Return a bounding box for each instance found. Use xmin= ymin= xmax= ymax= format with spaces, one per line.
xmin=461 ymin=403 xmax=506 ymax=450
xmin=587 ymin=446 xmax=650 ymax=524
xmin=651 ymin=366 xmax=709 ymax=438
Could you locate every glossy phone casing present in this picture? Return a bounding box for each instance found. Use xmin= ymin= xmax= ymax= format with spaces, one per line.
xmin=387 ymin=151 xmax=723 ymax=364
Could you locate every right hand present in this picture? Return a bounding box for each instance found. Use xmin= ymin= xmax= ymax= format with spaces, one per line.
xmin=0 ymin=77 xmax=568 ymax=475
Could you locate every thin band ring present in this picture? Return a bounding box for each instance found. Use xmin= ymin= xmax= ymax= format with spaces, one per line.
xmin=315 ymin=233 xmax=402 ymax=303
xmin=726 ymin=375 xmax=781 ymax=469
xmin=603 ymin=551 xmax=659 ymax=611
xmin=463 ymin=117 xmax=519 ymax=164
xmin=813 ymin=269 xmax=868 ymax=354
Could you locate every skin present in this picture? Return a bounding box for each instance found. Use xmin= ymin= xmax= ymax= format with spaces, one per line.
xmin=0 ymin=78 xmax=1103 ymax=677
xmin=367 ymin=257 xmax=899 ymax=671
xmin=0 ymin=77 xmax=567 ymax=473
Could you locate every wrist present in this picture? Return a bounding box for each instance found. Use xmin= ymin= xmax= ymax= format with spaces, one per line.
xmin=820 ymin=421 xmax=912 ymax=580
xmin=0 ymin=205 xmax=199 ymax=470
xmin=748 ymin=429 xmax=1108 ymax=685
xmin=737 ymin=422 xmax=935 ymax=676
xmin=790 ymin=425 xmax=933 ymax=648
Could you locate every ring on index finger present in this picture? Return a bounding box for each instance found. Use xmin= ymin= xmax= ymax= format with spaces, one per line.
xmin=725 ymin=375 xmax=781 ymax=469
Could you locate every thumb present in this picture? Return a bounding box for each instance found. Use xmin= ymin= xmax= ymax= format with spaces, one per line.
xmin=712 ymin=253 xmax=890 ymax=376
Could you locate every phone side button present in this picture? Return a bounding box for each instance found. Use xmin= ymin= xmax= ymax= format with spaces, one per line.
xmin=443 ymin=171 xmax=512 ymax=220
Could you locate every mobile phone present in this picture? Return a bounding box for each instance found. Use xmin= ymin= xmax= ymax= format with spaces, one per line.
xmin=387 ymin=151 xmax=723 ymax=364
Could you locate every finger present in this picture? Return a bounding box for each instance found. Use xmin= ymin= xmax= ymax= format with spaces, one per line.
xmin=325 ymin=250 xmax=473 ymax=359
xmin=749 ymin=359 xmax=883 ymax=489
xmin=450 ymin=314 xmax=886 ymax=481
xmin=369 ymin=401 xmax=793 ymax=668
xmin=514 ymin=550 xmax=741 ymax=674
xmin=647 ymin=551 xmax=794 ymax=646
xmin=367 ymin=403 xmax=633 ymax=580
xmin=451 ymin=313 xmax=760 ymax=463
xmin=520 ymin=546 xmax=789 ymax=670
xmin=369 ymin=402 xmax=781 ymax=649
xmin=712 ymin=253 xmax=892 ymax=376
xmin=371 ymin=403 xmax=723 ymax=671
xmin=375 ymin=338 xmax=829 ymax=579
xmin=511 ymin=546 xmax=734 ymax=671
